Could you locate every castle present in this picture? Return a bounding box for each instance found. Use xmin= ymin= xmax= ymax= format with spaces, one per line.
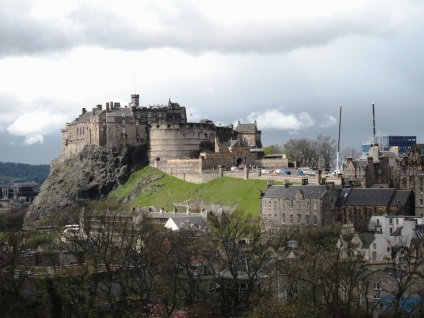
xmin=59 ymin=94 xmax=262 ymax=171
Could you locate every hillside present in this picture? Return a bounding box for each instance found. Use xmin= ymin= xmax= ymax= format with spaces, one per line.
xmin=0 ymin=162 xmax=50 ymax=185
xmin=109 ymin=166 xmax=270 ymax=216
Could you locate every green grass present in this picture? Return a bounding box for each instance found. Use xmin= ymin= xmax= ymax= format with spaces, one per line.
xmin=109 ymin=166 xmax=270 ymax=216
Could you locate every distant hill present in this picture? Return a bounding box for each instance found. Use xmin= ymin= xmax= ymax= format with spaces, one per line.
xmin=108 ymin=166 xmax=270 ymax=216
xmin=0 ymin=162 xmax=50 ymax=185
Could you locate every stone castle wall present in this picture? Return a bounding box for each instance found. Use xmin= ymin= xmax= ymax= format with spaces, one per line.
xmin=148 ymin=123 xmax=221 ymax=163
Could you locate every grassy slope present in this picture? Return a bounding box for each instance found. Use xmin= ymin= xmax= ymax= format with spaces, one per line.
xmin=109 ymin=166 xmax=270 ymax=216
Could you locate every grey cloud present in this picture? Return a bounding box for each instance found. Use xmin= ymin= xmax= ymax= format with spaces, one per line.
xmin=0 ymin=1 xmax=78 ymax=57
xmin=0 ymin=1 xmax=419 ymax=58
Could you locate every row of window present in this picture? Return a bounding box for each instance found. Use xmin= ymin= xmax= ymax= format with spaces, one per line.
xmin=263 ymin=200 xmax=318 ymax=211
xmin=280 ymin=213 xmax=318 ymax=225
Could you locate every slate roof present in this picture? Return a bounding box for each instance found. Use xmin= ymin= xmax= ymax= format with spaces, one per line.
xmin=263 ymin=185 xmax=327 ymax=200
xmin=389 ymin=190 xmax=412 ymax=207
xmin=168 ymin=99 xmax=181 ymax=109
xmin=71 ymin=109 xmax=100 ymax=124
xmin=235 ymin=123 xmax=256 ymax=133
xmin=106 ymin=107 xmax=133 ymax=117
xmin=359 ymin=232 xmax=376 ymax=249
xmin=336 ymin=188 xmax=396 ymax=206
xmin=336 ymin=188 xmax=352 ymax=206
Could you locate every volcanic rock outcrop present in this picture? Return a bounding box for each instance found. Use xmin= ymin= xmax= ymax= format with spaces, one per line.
xmin=25 ymin=145 xmax=147 ymax=226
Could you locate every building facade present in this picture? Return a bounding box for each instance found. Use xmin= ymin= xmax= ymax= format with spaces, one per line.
xmin=260 ymin=183 xmax=339 ymax=227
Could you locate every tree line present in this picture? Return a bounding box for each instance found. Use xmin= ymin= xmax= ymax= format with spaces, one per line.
xmin=264 ymin=135 xmax=362 ymax=170
xmin=0 ymin=162 xmax=50 ymax=185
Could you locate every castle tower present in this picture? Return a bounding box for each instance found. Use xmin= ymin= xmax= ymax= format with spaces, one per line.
xmin=131 ymin=94 xmax=139 ymax=107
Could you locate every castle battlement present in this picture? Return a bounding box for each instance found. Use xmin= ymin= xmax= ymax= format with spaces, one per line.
xmin=58 ymin=93 xmax=262 ymax=167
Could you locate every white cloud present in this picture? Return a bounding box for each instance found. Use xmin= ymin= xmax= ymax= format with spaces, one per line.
xmin=246 ymin=109 xmax=316 ymax=131
xmin=24 ymin=135 xmax=44 ymax=145
xmin=6 ymin=110 xmax=68 ymax=136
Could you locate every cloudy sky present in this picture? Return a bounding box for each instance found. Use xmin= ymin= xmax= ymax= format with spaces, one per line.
xmin=1 ymin=0 xmax=423 ymax=164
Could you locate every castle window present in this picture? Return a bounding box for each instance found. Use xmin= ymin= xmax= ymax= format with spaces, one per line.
xmin=290 ymin=214 xmax=293 ymax=224
xmin=282 ymin=214 xmax=285 ymax=224
xmin=306 ymin=215 xmax=309 ymax=225
xmin=297 ymin=214 xmax=301 ymax=223
xmin=313 ymin=202 xmax=317 ymax=211
xmin=314 ymin=215 xmax=318 ymax=225
xmin=297 ymin=201 xmax=301 ymax=209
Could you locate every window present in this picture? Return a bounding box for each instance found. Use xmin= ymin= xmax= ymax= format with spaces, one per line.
xmin=298 ymin=214 xmax=301 ymax=223
xmin=306 ymin=201 xmax=309 ymax=209
xmin=289 ymin=200 xmax=293 ymax=209
xmin=390 ymin=228 xmax=393 ymax=234
xmin=389 ymin=218 xmax=393 ymax=225
xmin=372 ymin=251 xmax=377 ymax=260
xmin=306 ymin=215 xmax=310 ymax=225
xmin=373 ymin=282 xmax=380 ymax=290
xmin=314 ymin=215 xmax=318 ymax=225
xmin=274 ymin=201 xmax=277 ymax=210
xmin=282 ymin=214 xmax=286 ymax=224
xmin=296 ymin=201 xmax=301 ymax=209
xmin=290 ymin=214 xmax=293 ymax=224
xmin=373 ymin=243 xmax=376 ymax=249
xmin=268 ymin=201 xmax=271 ymax=208
xmin=313 ymin=202 xmax=317 ymax=211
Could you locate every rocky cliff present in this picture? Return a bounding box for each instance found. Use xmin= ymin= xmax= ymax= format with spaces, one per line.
xmin=24 ymin=145 xmax=147 ymax=226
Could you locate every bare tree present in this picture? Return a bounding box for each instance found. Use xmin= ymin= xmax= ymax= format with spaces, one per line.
xmin=342 ymin=146 xmax=362 ymax=161
xmin=283 ymin=136 xmax=336 ymax=169
xmin=317 ymin=135 xmax=337 ymax=170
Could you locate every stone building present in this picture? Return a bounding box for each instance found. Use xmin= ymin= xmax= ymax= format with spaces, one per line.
xmin=234 ymin=121 xmax=262 ymax=149
xmin=399 ymin=144 xmax=424 ymax=190
xmin=58 ymin=93 xmax=260 ymax=167
xmin=260 ymin=182 xmax=339 ymax=227
xmin=343 ymin=151 xmax=399 ymax=189
xmin=335 ymin=188 xmax=414 ymax=230
xmin=60 ymin=95 xmax=189 ymax=160
xmin=414 ymin=173 xmax=424 ymax=217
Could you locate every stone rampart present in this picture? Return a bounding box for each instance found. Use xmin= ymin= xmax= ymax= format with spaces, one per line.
xmin=148 ymin=123 xmax=219 ymax=162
